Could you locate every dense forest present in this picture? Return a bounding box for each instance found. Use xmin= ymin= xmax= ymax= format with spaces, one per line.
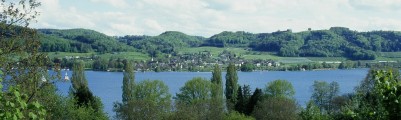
xmin=39 ymin=27 xmax=401 ymax=60
xmin=38 ymin=29 xmax=133 ymax=53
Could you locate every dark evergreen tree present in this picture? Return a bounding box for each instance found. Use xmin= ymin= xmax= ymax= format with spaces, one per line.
xmin=246 ymin=88 xmax=262 ymax=116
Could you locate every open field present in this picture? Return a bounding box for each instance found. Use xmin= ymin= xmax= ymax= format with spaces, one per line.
xmin=46 ymin=52 xmax=150 ymax=61
xmin=45 ymin=48 xmax=401 ymax=64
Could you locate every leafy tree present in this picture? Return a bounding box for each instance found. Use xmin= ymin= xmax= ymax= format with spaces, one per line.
xmin=172 ymin=76 xmax=229 ymax=119
xmin=226 ymin=63 xmax=239 ymax=111
xmin=252 ymin=97 xmax=299 ymax=120
xmin=175 ymin=77 xmax=212 ymax=104
xmin=311 ymin=81 xmax=340 ymax=114
xmin=240 ymin=63 xmax=255 ymax=72
xmin=264 ymin=79 xmax=295 ymax=99
xmin=253 ymin=79 xmax=298 ymax=120
xmin=120 ymin=80 xmax=171 ymax=120
xmin=300 ymin=101 xmax=329 ymax=120
xmin=0 ymin=71 xmax=47 ymax=119
xmin=371 ymin=69 xmax=401 ymax=119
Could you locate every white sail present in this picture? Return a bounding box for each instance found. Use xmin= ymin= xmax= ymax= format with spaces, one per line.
xmin=64 ymin=72 xmax=69 ymax=81
xmin=41 ymin=75 xmax=47 ymax=82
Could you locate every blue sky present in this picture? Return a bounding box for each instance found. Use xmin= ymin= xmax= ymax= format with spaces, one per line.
xmin=32 ymin=0 xmax=401 ymax=37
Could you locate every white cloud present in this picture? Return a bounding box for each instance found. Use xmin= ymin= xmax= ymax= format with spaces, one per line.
xmin=31 ymin=0 xmax=401 ymax=37
xmin=89 ymin=0 xmax=128 ymax=8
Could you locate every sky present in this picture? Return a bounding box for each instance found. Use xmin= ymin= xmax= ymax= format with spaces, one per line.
xmin=31 ymin=0 xmax=401 ymax=37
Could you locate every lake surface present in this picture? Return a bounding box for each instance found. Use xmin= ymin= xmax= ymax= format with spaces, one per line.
xmin=55 ymin=69 xmax=369 ymax=117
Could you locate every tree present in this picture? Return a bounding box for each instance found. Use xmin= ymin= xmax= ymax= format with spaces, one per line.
xmin=173 ymin=77 xmax=214 ymax=119
xmin=70 ymin=60 xmax=106 ymax=119
xmin=264 ymin=79 xmax=295 ymax=99
xmin=240 ymin=63 xmax=255 ymax=72
xmin=175 ymin=77 xmax=212 ymax=103
xmin=300 ymin=101 xmax=329 ymax=120
xmin=122 ymin=80 xmax=171 ymax=120
xmin=252 ymin=79 xmax=298 ymax=119
xmin=235 ymin=85 xmax=252 ymax=114
xmin=252 ymin=97 xmax=299 ymax=120
xmin=71 ymin=60 xmax=93 ymax=107
xmin=226 ymin=63 xmax=239 ymax=111
xmin=122 ymin=61 xmax=135 ymax=103
xmin=114 ymin=61 xmax=136 ymax=120
xmin=0 ymin=1 xmax=59 ymax=119
xmin=0 ymin=71 xmax=47 ymax=119
xmin=311 ymin=81 xmax=340 ymax=114
xmin=246 ymin=88 xmax=262 ymax=116
xmin=210 ymin=64 xmax=224 ymax=119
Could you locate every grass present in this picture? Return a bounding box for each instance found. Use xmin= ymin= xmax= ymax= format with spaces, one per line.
xmin=46 ymin=52 xmax=94 ymax=58
xmin=98 ymin=52 xmax=150 ymax=61
xmin=179 ymin=47 xmax=280 ymax=60
xmin=380 ymin=52 xmax=401 ymax=58
xmin=278 ymin=57 xmax=313 ymax=64
xmin=45 ymin=52 xmax=150 ymax=61
xmin=306 ymin=57 xmax=347 ymax=62
xmin=45 ymin=49 xmax=401 ymax=63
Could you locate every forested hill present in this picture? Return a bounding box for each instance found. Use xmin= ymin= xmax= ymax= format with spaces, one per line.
xmin=38 ymin=27 xmax=401 ymax=60
xmin=38 ymin=28 xmax=134 ymax=53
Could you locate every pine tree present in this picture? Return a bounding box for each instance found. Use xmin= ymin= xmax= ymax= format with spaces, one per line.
xmin=225 ymin=63 xmax=238 ymax=111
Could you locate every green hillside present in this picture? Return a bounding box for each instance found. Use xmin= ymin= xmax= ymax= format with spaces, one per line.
xmin=38 ymin=28 xmax=134 ymax=53
xmin=38 ymin=27 xmax=401 ymax=61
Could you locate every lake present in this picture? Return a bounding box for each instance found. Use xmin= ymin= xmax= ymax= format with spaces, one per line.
xmin=55 ymin=69 xmax=369 ymax=117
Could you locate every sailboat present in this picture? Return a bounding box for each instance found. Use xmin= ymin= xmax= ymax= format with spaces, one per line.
xmin=64 ymin=72 xmax=70 ymax=81
xmin=41 ymin=75 xmax=47 ymax=82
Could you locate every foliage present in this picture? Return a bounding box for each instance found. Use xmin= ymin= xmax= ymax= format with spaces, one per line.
xmin=371 ymin=69 xmax=401 ymax=119
xmin=38 ymin=29 xmax=132 ymax=53
xmin=0 ymin=72 xmax=46 ymax=119
xmin=300 ymin=101 xmax=330 ymax=120
xmin=115 ymin=80 xmax=171 ymax=120
xmin=210 ymin=64 xmax=225 ymax=119
xmin=334 ymin=67 xmax=401 ymax=120
xmin=246 ymin=88 xmax=263 ymax=116
xmin=120 ymin=31 xmax=205 ymax=57
xmin=69 ymin=60 xmax=107 ymax=119
xmin=252 ymin=97 xmax=299 ymax=120
xmin=121 ymin=61 xmax=135 ymax=103
xmin=225 ymin=63 xmax=239 ymax=111
xmin=240 ymin=63 xmax=255 ymax=72
xmin=36 ymin=26 xmax=401 ymax=60
xmin=235 ymin=85 xmax=252 ymax=115
xmin=175 ymin=77 xmax=212 ymax=104
xmin=264 ymin=79 xmax=295 ymax=99
xmin=224 ymin=111 xmax=255 ymax=120
xmin=311 ymin=81 xmax=340 ymax=114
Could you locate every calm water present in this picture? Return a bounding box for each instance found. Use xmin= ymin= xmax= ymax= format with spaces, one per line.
xmin=55 ymin=69 xmax=369 ymax=116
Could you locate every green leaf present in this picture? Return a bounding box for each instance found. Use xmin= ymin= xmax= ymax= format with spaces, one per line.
xmin=29 ymin=112 xmax=37 ymax=119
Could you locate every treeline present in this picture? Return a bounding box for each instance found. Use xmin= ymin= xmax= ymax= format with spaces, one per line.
xmin=111 ymin=61 xmax=401 ymax=120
